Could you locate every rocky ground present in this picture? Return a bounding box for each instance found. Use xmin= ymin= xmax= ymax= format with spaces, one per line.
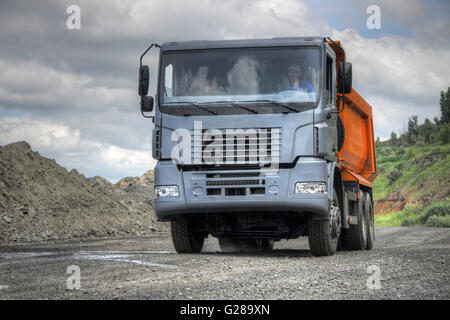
xmin=0 ymin=226 xmax=448 ymax=300
xmin=0 ymin=141 xmax=166 ymax=243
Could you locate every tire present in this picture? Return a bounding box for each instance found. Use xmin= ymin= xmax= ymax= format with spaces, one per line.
xmin=308 ymin=190 xmax=341 ymax=256
xmin=364 ymin=192 xmax=375 ymax=250
xmin=171 ymin=216 xmax=204 ymax=253
xmin=342 ymin=190 xmax=367 ymax=250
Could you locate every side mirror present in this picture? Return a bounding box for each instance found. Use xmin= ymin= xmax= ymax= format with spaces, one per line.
xmin=141 ymin=96 xmax=154 ymax=113
xmin=337 ymin=62 xmax=352 ymax=94
xmin=139 ymin=65 xmax=149 ymax=96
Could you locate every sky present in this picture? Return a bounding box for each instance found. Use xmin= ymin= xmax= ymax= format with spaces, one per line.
xmin=0 ymin=0 xmax=449 ymax=182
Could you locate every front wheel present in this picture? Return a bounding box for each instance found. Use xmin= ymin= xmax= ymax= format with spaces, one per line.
xmin=308 ymin=190 xmax=341 ymax=256
xmin=171 ymin=216 xmax=205 ymax=253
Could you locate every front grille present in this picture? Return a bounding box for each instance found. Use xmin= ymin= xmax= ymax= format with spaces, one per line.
xmin=191 ymin=127 xmax=281 ymax=165
xmin=206 ymin=179 xmax=264 ymax=186
xmin=205 ymin=173 xmax=266 ymax=196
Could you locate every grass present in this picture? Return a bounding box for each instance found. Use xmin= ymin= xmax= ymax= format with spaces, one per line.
xmin=374 ymin=143 xmax=450 ymax=199
xmin=375 ymin=200 xmax=450 ymax=227
xmin=373 ymin=142 xmax=450 ymax=227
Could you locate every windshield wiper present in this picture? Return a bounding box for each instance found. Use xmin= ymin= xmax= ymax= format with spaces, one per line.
xmin=164 ymin=101 xmax=217 ymax=115
xmin=208 ymin=101 xmax=259 ymax=114
xmin=242 ymin=99 xmax=299 ymax=113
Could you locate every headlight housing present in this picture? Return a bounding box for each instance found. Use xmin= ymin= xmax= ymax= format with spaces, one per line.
xmin=295 ymin=182 xmax=326 ymax=194
xmin=155 ymin=185 xmax=179 ymax=197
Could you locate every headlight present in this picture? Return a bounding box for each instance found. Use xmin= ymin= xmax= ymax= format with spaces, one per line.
xmin=155 ymin=185 xmax=179 ymax=197
xmin=295 ymin=182 xmax=326 ymax=194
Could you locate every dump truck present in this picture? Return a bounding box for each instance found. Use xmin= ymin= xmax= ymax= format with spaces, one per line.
xmin=138 ymin=37 xmax=377 ymax=256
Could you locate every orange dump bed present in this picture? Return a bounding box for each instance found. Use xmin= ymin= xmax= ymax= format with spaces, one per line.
xmin=337 ymin=90 xmax=377 ymax=187
xmin=328 ymin=40 xmax=377 ymax=188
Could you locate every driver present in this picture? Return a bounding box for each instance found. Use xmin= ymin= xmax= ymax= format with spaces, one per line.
xmin=282 ymin=64 xmax=314 ymax=92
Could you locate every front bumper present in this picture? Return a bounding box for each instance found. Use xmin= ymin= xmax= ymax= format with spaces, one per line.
xmin=154 ymin=158 xmax=330 ymax=220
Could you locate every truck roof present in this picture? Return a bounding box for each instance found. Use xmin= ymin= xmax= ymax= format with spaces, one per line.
xmin=160 ymin=37 xmax=325 ymax=52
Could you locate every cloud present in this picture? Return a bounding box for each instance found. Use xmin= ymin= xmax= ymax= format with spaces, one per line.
xmin=0 ymin=0 xmax=448 ymax=179
xmin=366 ymin=95 xmax=441 ymax=139
xmin=0 ymin=117 xmax=156 ymax=182
xmin=0 ymin=58 xmax=135 ymax=113
xmin=330 ymin=28 xmax=449 ymax=138
xmin=334 ymin=28 xmax=450 ymax=103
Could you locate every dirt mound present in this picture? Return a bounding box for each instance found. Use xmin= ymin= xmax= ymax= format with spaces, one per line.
xmin=0 ymin=141 xmax=166 ymax=243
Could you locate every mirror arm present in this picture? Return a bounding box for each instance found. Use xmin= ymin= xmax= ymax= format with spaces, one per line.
xmin=331 ymin=94 xmax=345 ymax=114
xmin=141 ymin=109 xmax=155 ymax=120
xmin=140 ymin=43 xmax=160 ymax=67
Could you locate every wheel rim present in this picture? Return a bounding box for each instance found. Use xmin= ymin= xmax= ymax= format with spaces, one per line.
xmin=329 ymin=199 xmax=341 ymax=240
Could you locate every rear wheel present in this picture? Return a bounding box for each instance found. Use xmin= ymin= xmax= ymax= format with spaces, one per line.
xmin=364 ymin=192 xmax=375 ymax=250
xmin=342 ymin=190 xmax=367 ymax=250
xmin=171 ymin=216 xmax=205 ymax=253
xmin=308 ymin=190 xmax=341 ymax=256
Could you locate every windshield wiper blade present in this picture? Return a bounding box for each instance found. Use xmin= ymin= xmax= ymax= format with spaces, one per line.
xmin=208 ymin=101 xmax=259 ymax=114
xmin=243 ymin=99 xmax=299 ymax=113
xmin=165 ymin=101 xmax=217 ymax=115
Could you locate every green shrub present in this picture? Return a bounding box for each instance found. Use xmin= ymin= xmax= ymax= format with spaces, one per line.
xmin=426 ymin=215 xmax=450 ymax=227
xmin=387 ymin=168 xmax=402 ymax=185
xmin=378 ymin=154 xmax=402 ymax=164
xmin=377 ymin=147 xmax=393 ymax=157
xmin=406 ymin=148 xmax=414 ymax=159
xmin=396 ymin=147 xmax=405 ymax=155
xmin=423 ymin=201 xmax=450 ymax=219
xmin=401 ymin=201 xmax=450 ymax=226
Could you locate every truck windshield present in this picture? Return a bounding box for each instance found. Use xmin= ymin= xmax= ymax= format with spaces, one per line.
xmin=159 ymin=47 xmax=320 ymax=111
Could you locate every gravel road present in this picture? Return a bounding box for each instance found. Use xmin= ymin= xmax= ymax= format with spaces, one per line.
xmin=0 ymin=226 xmax=448 ymax=300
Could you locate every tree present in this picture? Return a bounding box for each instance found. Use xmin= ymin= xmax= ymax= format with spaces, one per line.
xmin=440 ymin=87 xmax=450 ymax=123
xmin=389 ymin=131 xmax=397 ymax=146
xmin=407 ymin=115 xmax=419 ymax=144
xmin=433 ymin=116 xmax=440 ymax=125
xmin=422 ymin=118 xmax=433 ymax=144
xmin=439 ymin=124 xmax=450 ymax=144
xmin=408 ymin=115 xmax=419 ymax=136
xmin=390 ymin=132 xmax=397 ymax=140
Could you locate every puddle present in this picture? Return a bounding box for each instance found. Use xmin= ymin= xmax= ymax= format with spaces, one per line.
xmin=72 ymin=252 xmax=180 ymax=269
xmin=0 ymin=250 xmax=180 ymax=270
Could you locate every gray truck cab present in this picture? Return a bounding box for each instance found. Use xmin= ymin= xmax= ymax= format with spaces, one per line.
xmin=138 ymin=37 xmax=370 ymax=256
